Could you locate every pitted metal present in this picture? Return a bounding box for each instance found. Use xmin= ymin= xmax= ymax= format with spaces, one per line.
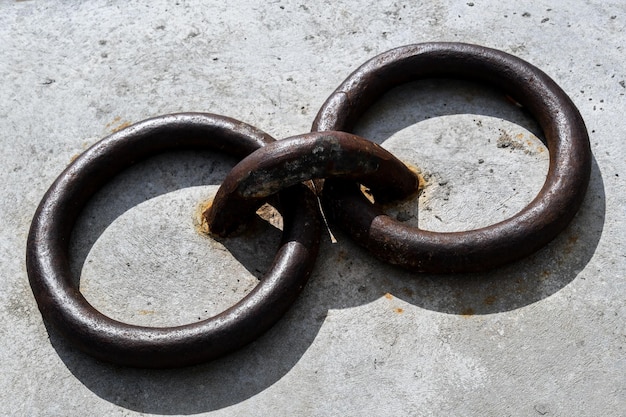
xmin=26 ymin=43 xmax=591 ymax=368
xmin=313 ymin=43 xmax=591 ymax=272
xmin=26 ymin=113 xmax=321 ymax=368
xmin=205 ymin=131 xmax=419 ymax=237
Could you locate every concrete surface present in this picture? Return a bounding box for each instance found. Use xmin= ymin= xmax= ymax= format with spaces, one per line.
xmin=1 ymin=0 xmax=624 ymax=416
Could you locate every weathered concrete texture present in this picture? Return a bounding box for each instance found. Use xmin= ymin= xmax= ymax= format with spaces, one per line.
xmin=1 ymin=0 xmax=624 ymax=416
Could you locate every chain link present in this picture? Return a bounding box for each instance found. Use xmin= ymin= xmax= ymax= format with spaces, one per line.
xmin=26 ymin=43 xmax=590 ymax=368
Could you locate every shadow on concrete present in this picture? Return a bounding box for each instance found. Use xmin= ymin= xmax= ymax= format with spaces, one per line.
xmin=314 ymin=154 xmax=605 ymax=316
xmin=336 ymin=79 xmax=607 ymax=316
xmin=51 ymin=79 xmax=605 ymax=414
xmin=69 ymin=150 xmax=244 ymax=283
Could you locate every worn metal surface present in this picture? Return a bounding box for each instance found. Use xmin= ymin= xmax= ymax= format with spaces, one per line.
xmin=206 ymin=131 xmax=419 ymax=237
xmin=26 ymin=113 xmax=322 ymax=368
xmin=315 ymin=43 xmax=591 ymax=272
xmin=2 ymin=1 xmax=624 ymax=416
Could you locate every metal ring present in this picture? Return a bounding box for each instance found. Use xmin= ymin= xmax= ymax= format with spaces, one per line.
xmin=206 ymin=131 xmax=420 ymax=237
xmin=26 ymin=113 xmax=321 ymax=368
xmin=313 ymin=43 xmax=591 ymax=272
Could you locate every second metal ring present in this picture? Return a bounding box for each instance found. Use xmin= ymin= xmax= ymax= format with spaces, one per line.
xmin=313 ymin=42 xmax=591 ymax=272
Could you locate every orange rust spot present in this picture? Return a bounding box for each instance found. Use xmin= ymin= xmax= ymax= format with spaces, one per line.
xmin=461 ymin=308 xmax=475 ymax=317
xmin=105 ymin=116 xmax=132 ymax=133
xmin=404 ymin=162 xmax=425 ymax=188
xmin=483 ymin=295 xmax=497 ymax=306
xmin=417 ymin=173 xmax=426 ymax=193
xmin=195 ymin=198 xmax=214 ymax=236
xmin=138 ymin=310 xmax=155 ymax=315
xmin=106 ymin=116 xmax=122 ymax=128
xmin=394 ymin=308 xmax=404 ymax=314
xmin=516 ymin=133 xmax=525 ymax=140
xmin=69 ymin=153 xmax=81 ymax=163
xmin=384 ymin=293 xmax=393 ymax=300
xmin=111 ymin=121 xmax=132 ymax=132
xmin=400 ymin=162 xmax=426 ymax=199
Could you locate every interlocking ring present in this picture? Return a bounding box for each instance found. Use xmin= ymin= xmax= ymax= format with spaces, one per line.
xmin=313 ymin=42 xmax=591 ymax=273
xmin=26 ymin=113 xmax=321 ymax=368
xmin=205 ymin=131 xmax=419 ymax=237
xmin=27 ymin=43 xmax=592 ymax=368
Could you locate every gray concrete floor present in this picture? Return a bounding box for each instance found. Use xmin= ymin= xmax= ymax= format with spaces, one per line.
xmin=1 ymin=1 xmax=624 ymax=416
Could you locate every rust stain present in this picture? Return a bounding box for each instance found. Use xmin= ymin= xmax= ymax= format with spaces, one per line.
xmin=513 ymin=277 xmax=527 ymax=294
xmin=384 ymin=292 xmax=393 ymax=300
xmin=401 ymin=287 xmax=414 ymax=297
xmin=565 ymin=234 xmax=579 ymax=254
xmin=138 ymin=310 xmax=155 ymax=315
xmin=394 ymin=307 xmax=404 ymax=314
xmin=404 ymin=162 xmax=426 ymax=192
xmin=483 ymin=295 xmax=497 ymax=306
xmin=195 ymin=198 xmax=214 ymax=236
xmin=69 ymin=153 xmax=81 ymax=163
xmin=106 ymin=116 xmax=132 ymax=133
xmin=105 ymin=116 xmax=121 ymax=128
xmin=112 ymin=121 xmax=132 ymax=132
xmin=417 ymin=173 xmax=426 ymax=193
xmin=461 ymin=308 xmax=475 ymax=317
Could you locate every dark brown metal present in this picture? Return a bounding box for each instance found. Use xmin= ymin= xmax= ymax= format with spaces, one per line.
xmin=26 ymin=113 xmax=321 ymax=368
xmin=313 ymin=43 xmax=591 ymax=272
xmin=205 ymin=131 xmax=419 ymax=237
xmin=26 ymin=44 xmax=592 ymax=369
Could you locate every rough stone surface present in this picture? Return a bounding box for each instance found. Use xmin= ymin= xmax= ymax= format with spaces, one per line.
xmin=1 ymin=1 xmax=624 ymax=416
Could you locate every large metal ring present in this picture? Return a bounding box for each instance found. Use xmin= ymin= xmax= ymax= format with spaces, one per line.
xmin=26 ymin=113 xmax=321 ymax=368
xmin=313 ymin=43 xmax=591 ymax=272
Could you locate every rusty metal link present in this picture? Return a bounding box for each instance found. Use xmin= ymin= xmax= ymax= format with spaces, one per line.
xmin=313 ymin=42 xmax=591 ymax=272
xmin=205 ymin=131 xmax=419 ymax=237
xmin=27 ymin=43 xmax=591 ymax=368
xmin=26 ymin=113 xmax=321 ymax=368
